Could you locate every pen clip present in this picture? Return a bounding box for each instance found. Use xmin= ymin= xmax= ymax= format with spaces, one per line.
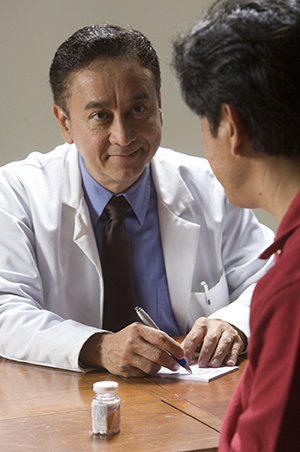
xmin=200 ymin=281 xmax=211 ymax=305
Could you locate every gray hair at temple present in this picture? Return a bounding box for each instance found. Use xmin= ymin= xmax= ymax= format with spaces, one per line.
xmin=172 ymin=0 xmax=300 ymax=157
xmin=49 ymin=24 xmax=161 ymax=118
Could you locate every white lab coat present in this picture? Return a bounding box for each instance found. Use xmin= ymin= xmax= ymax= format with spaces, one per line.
xmin=0 ymin=144 xmax=273 ymax=371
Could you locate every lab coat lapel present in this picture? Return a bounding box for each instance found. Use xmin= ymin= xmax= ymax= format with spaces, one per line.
xmin=62 ymin=145 xmax=102 ymax=274
xmin=151 ymin=150 xmax=200 ymax=334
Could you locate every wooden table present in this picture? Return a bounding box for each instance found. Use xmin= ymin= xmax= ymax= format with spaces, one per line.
xmin=0 ymin=357 xmax=246 ymax=452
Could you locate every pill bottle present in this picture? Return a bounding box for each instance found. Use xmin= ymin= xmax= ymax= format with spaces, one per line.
xmin=91 ymin=381 xmax=120 ymax=435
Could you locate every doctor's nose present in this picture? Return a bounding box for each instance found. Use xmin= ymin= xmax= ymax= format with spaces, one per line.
xmin=109 ymin=118 xmax=136 ymax=146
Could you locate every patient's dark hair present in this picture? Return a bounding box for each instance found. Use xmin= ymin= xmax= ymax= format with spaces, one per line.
xmin=172 ymin=0 xmax=300 ymax=157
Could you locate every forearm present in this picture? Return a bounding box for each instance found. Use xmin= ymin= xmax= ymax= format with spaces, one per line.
xmin=0 ymin=299 xmax=102 ymax=371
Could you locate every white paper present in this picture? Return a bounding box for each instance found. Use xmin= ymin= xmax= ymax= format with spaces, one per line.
xmin=155 ymin=363 xmax=239 ymax=382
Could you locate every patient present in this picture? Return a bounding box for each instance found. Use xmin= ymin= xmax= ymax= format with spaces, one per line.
xmin=172 ymin=0 xmax=300 ymax=450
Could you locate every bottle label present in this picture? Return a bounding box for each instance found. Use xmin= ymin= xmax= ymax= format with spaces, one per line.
xmin=92 ymin=404 xmax=107 ymax=434
xmin=92 ymin=403 xmax=120 ymax=435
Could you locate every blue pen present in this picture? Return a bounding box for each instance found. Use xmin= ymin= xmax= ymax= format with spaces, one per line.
xmin=135 ymin=306 xmax=192 ymax=374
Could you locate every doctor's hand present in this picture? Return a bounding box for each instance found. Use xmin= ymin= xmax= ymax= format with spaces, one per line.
xmin=79 ymin=322 xmax=186 ymax=377
xmin=182 ymin=318 xmax=246 ymax=368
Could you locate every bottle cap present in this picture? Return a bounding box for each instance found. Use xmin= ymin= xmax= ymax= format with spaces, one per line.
xmin=93 ymin=381 xmax=118 ymax=393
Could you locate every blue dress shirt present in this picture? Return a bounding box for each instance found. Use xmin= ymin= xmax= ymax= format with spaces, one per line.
xmin=79 ymin=155 xmax=180 ymax=337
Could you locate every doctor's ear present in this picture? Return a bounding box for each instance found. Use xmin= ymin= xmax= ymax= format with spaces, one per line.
xmin=159 ymin=108 xmax=164 ymax=126
xmin=158 ymin=91 xmax=164 ymax=126
xmin=52 ymin=104 xmax=74 ymax=144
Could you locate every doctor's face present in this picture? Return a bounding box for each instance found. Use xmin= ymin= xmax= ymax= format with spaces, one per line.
xmin=55 ymin=56 xmax=163 ymax=193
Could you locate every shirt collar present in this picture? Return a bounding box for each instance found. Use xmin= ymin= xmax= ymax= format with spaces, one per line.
xmin=260 ymin=187 xmax=300 ymax=260
xmin=79 ymin=154 xmax=151 ymax=227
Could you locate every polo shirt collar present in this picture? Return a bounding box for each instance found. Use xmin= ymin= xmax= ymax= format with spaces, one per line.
xmin=260 ymin=188 xmax=300 ymax=259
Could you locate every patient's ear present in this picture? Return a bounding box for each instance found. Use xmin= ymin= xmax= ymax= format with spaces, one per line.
xmin=222 ymin=104 xmax=247 ymax=157
xmin=53 ymin=104 xmax=74 ymax=144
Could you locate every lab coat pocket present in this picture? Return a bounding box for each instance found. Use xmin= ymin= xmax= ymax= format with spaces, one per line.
xmin=188 ymin=272 xmax=230 ymax=326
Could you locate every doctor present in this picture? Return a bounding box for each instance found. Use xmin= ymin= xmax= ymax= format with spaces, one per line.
xmin=0 ymin=24 xmax=273 ymax=376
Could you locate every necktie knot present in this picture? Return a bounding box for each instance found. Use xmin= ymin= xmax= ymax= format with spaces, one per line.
xmin=105 ymin=196 xmax=129 ymax=221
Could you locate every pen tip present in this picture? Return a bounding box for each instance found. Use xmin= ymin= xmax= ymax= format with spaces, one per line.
xmin=184 ymin=364 xmax=193 ymax=374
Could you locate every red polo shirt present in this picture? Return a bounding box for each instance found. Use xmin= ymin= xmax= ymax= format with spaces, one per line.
xmin=219 ymin=189 xmax=300 ymax=452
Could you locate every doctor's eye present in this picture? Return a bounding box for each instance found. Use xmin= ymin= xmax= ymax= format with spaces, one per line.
xmin=132 ymin=105 xmax=146 ymax=115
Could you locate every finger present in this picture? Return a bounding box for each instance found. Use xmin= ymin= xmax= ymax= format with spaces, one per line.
xmin=111 ymin=323 xmax=184 ymax=373
xmin=119 ymin=357 xmax=162 ymax=377
xmin=140 ymin=324 xmax=185 ymax=361
xmin=149 ymin=346 xmax=181 ymax=372
xmin=224 ymin=339 xmax=242 ymax=366
xmin=210 ymin=327 xmax=245 ymax=367
xmin=132 ymin=332 xmax=181 ymax=372
xmin=209 ymin=333 xmax=233 ymax=367
xmin=182 ymin=323 xmax=206 ymax=363
xmin=197 ymin=332 xmax=219 ymax=367
xmin=108 ymin=359 xmax=161 ymax=378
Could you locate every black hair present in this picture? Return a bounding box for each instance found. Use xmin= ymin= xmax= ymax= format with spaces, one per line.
xmin=172 ymin=0 xmax=300 ymax=157
xmin=49 ymin=24 xmax=161 ymax=116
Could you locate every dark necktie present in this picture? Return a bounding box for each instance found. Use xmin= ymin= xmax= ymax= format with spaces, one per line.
xmin=102 ymin=196 xmax=136 ymax=332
